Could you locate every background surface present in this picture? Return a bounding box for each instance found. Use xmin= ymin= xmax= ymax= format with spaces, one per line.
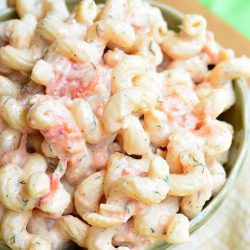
xmin=200 ymin=0 xmax=250 ymax=39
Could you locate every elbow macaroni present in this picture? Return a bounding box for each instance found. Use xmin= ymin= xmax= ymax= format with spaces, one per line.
xmin=0 ymin=96 xmax=31 ymax=133
xmin=0 ymin=128 xmax=21 ymax=158
xmin=0 ymin=14 xmax=37 ymax=49
xmin=75 ymin=0 xmax=97 ymax=26
xmin=162 ymin=15 xmax=207 ymax=60
xmin=0 ymin=152 xmax=50 ymax=212
xmin=116 ymin=155 xmax=169 ymax=204
xmin=1 ymin=210 xmax=52 ymax=250
xmin=0 ymin=46 xmax=36 ymax=72
xmin=209 ymin=57 xmax=250 ymax=87
xmin=54 ymin=19 xmax=136 ymax=64
xmin=36 ymin=17 xmax=87 ymax=43
xmin=0 ymin=75 xmax=21 ymax=98
xmin=75 ymin=171 xmax=105 ymax=218
xmin=59 ymin=215 xmax=90 ymax=248
xmin=0 ymin=0 xmax=249 ymax=249
xmin=111 ymin=55 xmax=147 ymax=94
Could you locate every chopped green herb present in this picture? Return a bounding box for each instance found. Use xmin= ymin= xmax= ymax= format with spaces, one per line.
xmin=95 ymin=175 xmax=102 ymax=180
xmin=197 ymin=191 xmax=201 ymax=200
xmin=58 ymin=163 xmax=64 ymax=173
xmin=44 ymin=48 xmax=49 ymax=55
xmin=157 ymin=96 xmax=163 ymax=104
xmin=124 ymin=203 xmax=131 ymax=213
xmin=3 ymin=96 xmax=12 ymax=107
xmin=163 ymin=176 xmax=168 ymax=183
xmin=36 ymin=242 xmax=41 ymax=245
xmin=91 ymin=62 xmax=97 ymax=70
xmin=167 ymin=71 xmax=172 ymax=78
xmin=150 ymin=228 xmax=155 ymax=233
xmin=192 ymin=157 xmax=205 ymax=173
xmin=80 ymin=154 xmax=87 ymax=162
xmin=8 ymin=235 xmax=15 ymax=244
xmin=153 ymin=190 xmax=161 ymax=195
xmin=21 ymin=198 xmax=28 ymax=210
xmin=96 ymin=24 xmax=100 ymax=37
xmin=90 ymin=119 xmax=97 ymax=131
xmin=48 ymin=144 xmax=53 ymax=152
xmin=19 ymin=180 xmax=26 ymax=185
xmin=149 ymin=41 xmax=157 ymax=56
xmin=49 ymin=163 xmax=57 ymax=168
xmin=192 ymin=157 xmax=203 ymax=166
xmin=157 ymin=124 xmax=162 ymax=128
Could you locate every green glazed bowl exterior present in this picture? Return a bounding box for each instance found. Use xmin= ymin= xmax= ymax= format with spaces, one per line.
xmin=0 ymin=1 xmax=250 ymax=250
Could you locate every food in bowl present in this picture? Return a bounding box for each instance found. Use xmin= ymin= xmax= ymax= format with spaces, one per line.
xmin=0 ymin=0 xmax=250 ymax=250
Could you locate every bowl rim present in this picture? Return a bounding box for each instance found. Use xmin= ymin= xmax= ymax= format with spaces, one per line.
xmin=0 ymin=1 xmax=250 ymax=250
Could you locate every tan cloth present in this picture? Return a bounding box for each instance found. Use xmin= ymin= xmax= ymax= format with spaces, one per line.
xmin=174 ymin=153 xmax=250 ymax=250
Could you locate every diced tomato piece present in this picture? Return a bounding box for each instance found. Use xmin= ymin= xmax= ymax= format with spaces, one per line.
xmin=72 ymin=81 xmax=97 ymax=98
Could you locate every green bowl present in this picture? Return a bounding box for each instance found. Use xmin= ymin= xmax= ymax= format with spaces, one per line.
xmin=0 ymin=1 xmax=249 ymax=250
